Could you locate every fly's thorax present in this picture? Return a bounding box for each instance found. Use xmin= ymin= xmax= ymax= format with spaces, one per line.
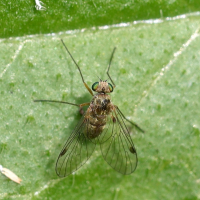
xmin=90 ymin=93 xmax=114 ymax=115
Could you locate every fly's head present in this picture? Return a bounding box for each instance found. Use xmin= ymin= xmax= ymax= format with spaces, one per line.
xmin=92 ymin=80 xmax=113 ymax=94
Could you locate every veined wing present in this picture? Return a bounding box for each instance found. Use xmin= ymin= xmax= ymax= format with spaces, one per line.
xmin=55 ymin=115 xmax=96 ymax=177
xmin=99 ymin=106 xmax=138 ymax=175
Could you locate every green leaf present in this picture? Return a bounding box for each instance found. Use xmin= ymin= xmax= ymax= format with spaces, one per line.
xmin=1 ymin=0 xmax=200 ymax=38
xmin=1 ymin=1 xmax=200 ymax=200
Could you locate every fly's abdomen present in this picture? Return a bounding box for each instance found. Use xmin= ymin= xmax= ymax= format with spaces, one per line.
xmin=86 ymin=114 xmax=107 ymax=139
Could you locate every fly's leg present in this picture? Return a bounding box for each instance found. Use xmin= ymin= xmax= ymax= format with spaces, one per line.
xmin=79 ymin=102 xmax=90 ymax=115
xmin=107 ymin=47 xmax=117 ymax=88
xmin=115 ymin=106 xmax=145 ymax=133
xmin=34 ymin=99 xmax=90 ymax=111
xmin=61 ymin=39 xmax=94 ymax=96
xmin=34 ymin=100 xmax=80 ymax=107
xmin=79 ymin=107 xmax=84 ymax=115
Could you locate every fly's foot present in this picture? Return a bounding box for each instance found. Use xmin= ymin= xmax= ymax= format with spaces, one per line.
xmin=79 ymin=107 xmax=85 ymax=115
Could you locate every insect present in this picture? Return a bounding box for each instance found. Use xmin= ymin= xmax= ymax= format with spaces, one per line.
xmin=34 ymin=39 xmax=144 ymax=177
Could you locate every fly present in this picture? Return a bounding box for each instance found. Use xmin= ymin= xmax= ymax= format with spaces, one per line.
xmin=34 ymin=39 xmax=145 ymax=177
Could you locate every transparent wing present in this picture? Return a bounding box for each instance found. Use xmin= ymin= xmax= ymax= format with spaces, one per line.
xmin=99 ymin=106 xmax=138 ymax=175
xmin=55 ymin=115 xmax=96 ymax=177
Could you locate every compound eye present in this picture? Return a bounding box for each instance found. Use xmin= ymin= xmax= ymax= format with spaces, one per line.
xmin=108 ymin=83 xmax=113 ymax=92
xmin=92 ymin=82 xmax=99 ymax=91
